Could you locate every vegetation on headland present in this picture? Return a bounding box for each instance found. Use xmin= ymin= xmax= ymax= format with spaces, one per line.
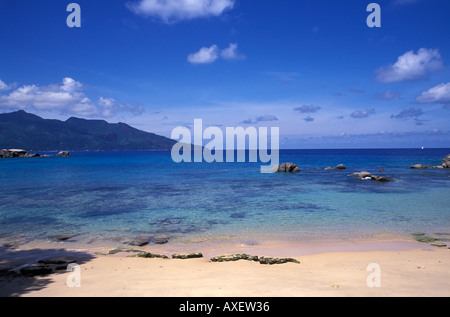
xmin=0 ymin=110 xmax=176 ymax=151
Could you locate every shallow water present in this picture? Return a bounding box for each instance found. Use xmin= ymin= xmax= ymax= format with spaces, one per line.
xmin=0 ymin=148 xmax=449 ymax=248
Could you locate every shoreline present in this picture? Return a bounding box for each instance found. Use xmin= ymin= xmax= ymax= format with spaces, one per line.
xmin=2 ymin=237 xmax=449 ymax=297
xmin=1 ymin=231 xmax=428 ymax=257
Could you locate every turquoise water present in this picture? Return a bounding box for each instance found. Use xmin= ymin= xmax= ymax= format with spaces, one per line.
xmin=0 ymin=149 xmax=449 ymax=246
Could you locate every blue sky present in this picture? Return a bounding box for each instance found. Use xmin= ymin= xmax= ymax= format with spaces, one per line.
xmin=1 ymin=0 xmax=450 ymax=148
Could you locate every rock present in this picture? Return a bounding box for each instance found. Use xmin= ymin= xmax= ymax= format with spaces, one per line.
xmin=325 ymin=164 xmax=346 ymax=171
xmin=351 ymin=171 xmax=392 ymax=182
xmin=442 ymin=154 xmax=450 ymax=168
xmin=107 ymin=248 xmax=142 ymax=255
xmin=172 ymin=253 xmax=203 ymax=259
xmin=51 ymin=233 xmax=79 ymax=242
xmin=376 ymin=168 xmax=385 ymax=172
xmin=411 ymin=233 xmax=437 ymax=243
xmin=276 ymin=162 xmax=300 ymax=173
xmin=0 ymin=149 xmax=28 ymax=158
xmin=210 ymin=254 xmax=259 ymax=262
xmin=258 ymin=256 xmax=300 ymax=265
xmin=430 ymin=243 xmax=447 ymax=248
xmin=125 ymin=235 xmax=153 ymax=247
xmin=150 ymin=236 xmax=170 ymax=245
xmin=409 ymin=164 xmax=442 ymax=169
xmin=0 ymin=149 xmax=42 ymax=158
xmin=20 ymin=264 xmax=54 ymax=276
xmin=371 ymin=175 xmax=392 ymax=183
xmin=38 ymin=257 xmax=77 ymax=265
xmin=56 ymin=151 xmax=70 ymax=157
xmin=125 ymin=235 xmax=169 ymax=246
xmin=38 ymin=257 xmax=77 ymax=270
xmin=130 ymin=252 xmax=169 ymax=259
xmin=19 ymin=257 xmax=78 ymax=276
xmin=351 ymin=171 xmax=371 ymax=178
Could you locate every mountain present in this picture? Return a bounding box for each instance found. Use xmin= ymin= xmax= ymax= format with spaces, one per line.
xmin=0 ymin=110 xmax=177 ymax=151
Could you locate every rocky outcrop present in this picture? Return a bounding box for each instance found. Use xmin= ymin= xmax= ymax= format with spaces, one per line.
xmin=172 ymin=253 xmax=203 ymax=259
xmin=409 ymin=163 xmax=443 ymax=169
xmin=258 ymin=256 xmax=300 ymax=265
xmin=0 ymin=149 xmax=69 ymax=158
xmin=210 ymin=254 xmax=259 ymax=262
xmin=411 ymin=233 xmax=449 ymax=248
xmin=274 ymin=162 xmax=300 ymax=173
xmin=130 ymin=252 xmax=169 ymax=259
xmin=325 ymin=164 xmax=346 ymax=170
xmin=442 ymin=154 xmax=450 ymax=168
xmin=351 ymin=171 xmax=392 ymax=182
xmin=19 ymin=257 xmax=77 ymax=277
xmin=56 ymin=151 xmax=70 ymax=157
xmin=210 ymin=254 xmax=300 ymax=265
xmin=0 ymin=149 xmax=38 ymax=158
xmin=410 ymin=155 xmax=450 ymax=169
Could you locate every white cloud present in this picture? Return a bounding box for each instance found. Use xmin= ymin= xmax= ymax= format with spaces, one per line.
xmin=220 ymin=43 xmax=245 ymax=60
xmin=375 ymin=48 xmax=444 ymax=83
xmin=416 ymin=82 xmax=450 ymax=107
xmin=187 ymin=45 xmax=219 ymax=64
xmin=188 ymin=43 xmax=246 ymax=64
xmin=0 ymin=77 xmax=142 ymax=118
xmin=127 ymin=0 xmax=234 ymax=23
xmin=0 ymin=79 xmax=10 ymax=91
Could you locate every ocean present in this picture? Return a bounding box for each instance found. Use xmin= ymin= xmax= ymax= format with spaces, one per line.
xmin=0 ymin=148 xmax=449 ymax=248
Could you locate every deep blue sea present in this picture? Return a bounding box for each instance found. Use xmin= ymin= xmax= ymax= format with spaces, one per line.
xmin=1 ymin=148 xmax=449 ymax=248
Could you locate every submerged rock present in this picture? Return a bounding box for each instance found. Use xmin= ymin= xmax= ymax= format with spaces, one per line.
xmin=411 ymin=233 xmax=448 ymax=248
xmin=125 ymin=235 xmax=153 ymax=247
xmin=51 ymin=233 xmax=77 ymax=242
xmin=125 ymin=235 xmax=170 ymax=247
xmin=412 ymin=233 xmax=437 ymax=243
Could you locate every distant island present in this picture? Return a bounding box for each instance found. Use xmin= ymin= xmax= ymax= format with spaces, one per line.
xmin=0 ymin=110 xmax=177 ymax=151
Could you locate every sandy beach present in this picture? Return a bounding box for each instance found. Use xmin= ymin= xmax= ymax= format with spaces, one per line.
xmin=1 ymin=239 xmax=449 ymax=297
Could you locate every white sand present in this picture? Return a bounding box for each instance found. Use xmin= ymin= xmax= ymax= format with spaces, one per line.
xmin=1 ymin=239 xmax=449 ymax=297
